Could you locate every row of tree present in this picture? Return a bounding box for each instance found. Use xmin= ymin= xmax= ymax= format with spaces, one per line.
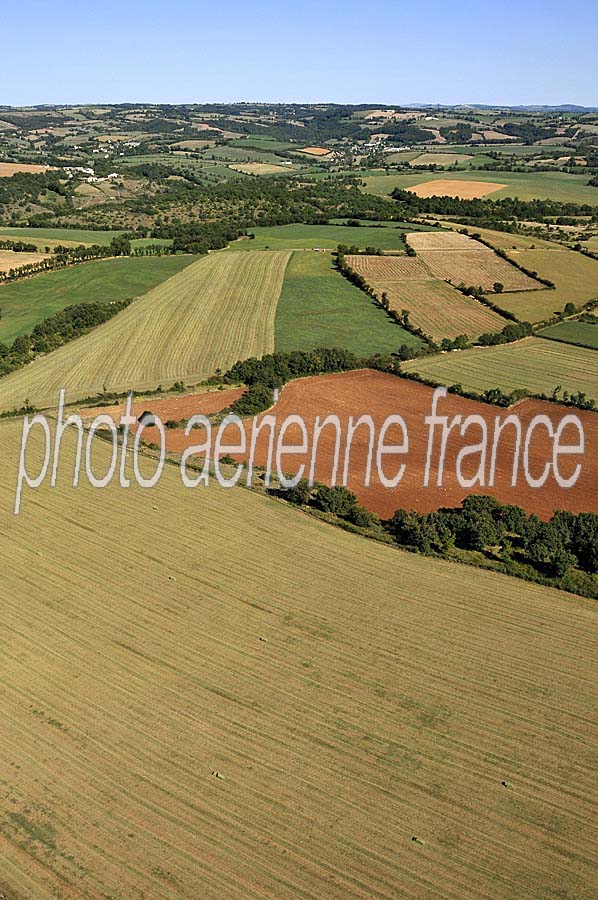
xmin=278 ymin=485 xmax=598 ymax=596
xmin=0 ymin=300 xmax=131 ymax=377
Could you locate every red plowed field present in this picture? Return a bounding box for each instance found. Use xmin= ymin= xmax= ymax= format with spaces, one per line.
xmin=80 ymin=386 xmax=245 ymax=422
xmin=127 ymin=371 xmax=598 ymax=520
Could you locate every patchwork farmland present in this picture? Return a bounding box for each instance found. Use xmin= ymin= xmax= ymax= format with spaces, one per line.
xmin=402 ymin=336 xmax=598 ymax=399
xmin=0 ymin=250 xmax=291 ymax=410
xmin=405 ymin=232 xmax=541 ymax=292
xmin=345 ymin=253 xmax=508 ymax=340
xmin=0 ymin=421 xmax=597 ymax=899
xmin=274 ymin=251 xmax=421 ymax=354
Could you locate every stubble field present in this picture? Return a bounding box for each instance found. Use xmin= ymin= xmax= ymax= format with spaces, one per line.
xmin=0 ymin=420 xmax=597 ymax=898
xmin=0 ymin=251 xmax=291 ymax=411
xmin=402 ymin=336 xmax=598 ymax=399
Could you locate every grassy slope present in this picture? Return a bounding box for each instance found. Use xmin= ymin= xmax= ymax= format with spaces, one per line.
xmin=498 ymin=249 xmax=598 ymax=322
xmin=0 ymin=255 xmax=196 ymax=343
xmin=402 ymin=336 xmax=598 ymax=398
xmin=228 ymin=223 xmax=433 ymax=252
xmin=538 ymin=320 xmax=598 ymax=349
xmin=274 ymin=251 xmax=422 ymax=354
xmin=0 ymin=251 xmax=290 ymax=410
xmin=361 ymin=170 xmax=598 ymax=204
xmin=0 ymin=421 xmax=596 ymax=899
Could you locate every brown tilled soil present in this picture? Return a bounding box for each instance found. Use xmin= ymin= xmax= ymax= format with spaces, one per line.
xmin=130 ymin=371 xmax=597 ymax=520
xmin=79 ymin=386 xmax=245 ymax=423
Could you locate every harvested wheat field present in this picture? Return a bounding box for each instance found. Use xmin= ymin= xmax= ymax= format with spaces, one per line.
xmin=346 ymin=251 xmax=508 ymax=340
xmin=407 ymin=231 xmax=485 ymax=252
xmin=298 ymin=146 xmax=331 ymax=156
xmin=144 ymin=370 xmax=598 ymax=520
xmin=377 ymin=280 xmax=506 ymax=340
xmin=229 ymin=162 xmax=291 ymax=175
xmin=346 ymin=254 xmax=430 ymax=280
xmin=496 ymin=248 xmax=598 ymax=322
xmin=0 ymin=162 xmax=56 ymax=177
xmin=407 ymin=179 xmax=507 ymax=199
xmin=0 ymin=249 xmax=49 ymax=273
xmin=402 ymin=336 xmax=598 ymax=399
xmin=0 ymin=251 xmax=290 ymax=412
xmin=421 ymin=249 xmax=540 ymax=291
xmin=404 ymin=232 xmax=541 ymax=292
xmin=1 ymin=419 xmax=597 ymax=898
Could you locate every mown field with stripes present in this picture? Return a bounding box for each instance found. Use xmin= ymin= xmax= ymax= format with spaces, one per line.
xmin=0 ymin=250 xmax=290 ymax=411
xmin=346 ymin=252 xmax=508 ymax=341
xmin=0 ymin=422 xmax=597 ymax=898
xmin=402 ymin=336 xmax=598 ymax=399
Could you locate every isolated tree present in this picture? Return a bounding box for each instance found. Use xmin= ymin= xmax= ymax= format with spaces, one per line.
xmin=493 ymin=281 xmax=504 ymax=294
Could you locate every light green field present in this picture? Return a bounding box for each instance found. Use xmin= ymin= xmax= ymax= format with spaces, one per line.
xmin=402 ymin=336 xmax=598 ymax=399
xmin=274 ymin=251 xmax=422 ymax=354
xmin=0 ymin=255 xmax=196 ymax=343
xmin=118 ymin=153 xmax=244 ymax=180
xmin=204 ymin=145 xmax=288 ymax=165
xmin=130 ymin=237 xmax=174 ymax=250
xmin=0 ymin=226 xmax=125 ymax=246
xmin=361 ymin=171 xmax=598 ymax=204
xmin=538 ymin=320 xmax=598 ymax=350
xmin=230 ymin=136 xmax=295 ymax=151
xmin=497 ymin=248 xmax=598 ymax=322
xmin=229 ymin=223 xmax=429 ymax=252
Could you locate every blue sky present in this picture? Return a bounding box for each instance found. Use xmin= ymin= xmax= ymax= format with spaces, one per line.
xmin=2 ymin=0 xmax=597 ymax=106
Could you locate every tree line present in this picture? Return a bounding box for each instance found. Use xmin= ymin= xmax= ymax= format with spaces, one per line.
xmin=278 ymin=485 xmax=598 ymax=599
xmin=0 ymin=300 xmax=131 ymax=377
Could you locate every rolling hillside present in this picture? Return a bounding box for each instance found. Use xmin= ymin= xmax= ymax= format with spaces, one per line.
xmin=0 ymin=251 xmax=291 ymax=410
xmin=0 ymin=421 xmax=597 ymax=898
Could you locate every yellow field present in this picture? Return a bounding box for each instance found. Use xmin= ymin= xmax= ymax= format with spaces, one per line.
xmin=346 ymin=254 xmax=508 ymax=340
xmin=0 ymin=250 xmax=291 ymax=411
xmin=0 ymin=250 xmax=49 ymax=273
xmin=442 ymin=224 xmax=560 ymax=251
xmin=420 ymin=249 xmax=540 ymax=291
xmin=408 ymin=231 xmax=484 ymax=252
xmin=347 ymin=254 xmax=430 ymax=279
xmin=298 ymin=146 xmax=331 ymax=156
xmin=0 ymin=422 xmax=597 ymax=898
xmin=409 ymin=152 xmax=473 ymax=167
xmin=0 ymin=162 xmax=56 ymax=177
xmin=407 ymin=180 xmax=507 ymax=199
xmin=403 ymin=336 xmax=598 ymax=398
xmin=229 ymin=162 xmax=291 ymax=175
xmin=496 ymin=248 xmax=598 ymax=322
xmin=404 ymin=231 xmax=541 ymax=292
